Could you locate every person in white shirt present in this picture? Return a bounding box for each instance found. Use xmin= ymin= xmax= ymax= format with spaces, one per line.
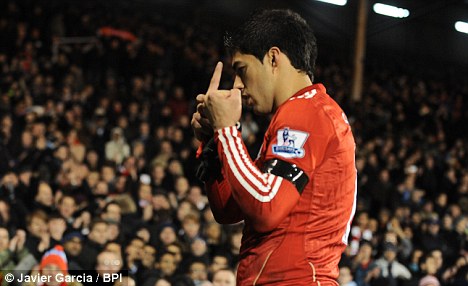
xmin=374 ymin=242 xmax=412 ymax=285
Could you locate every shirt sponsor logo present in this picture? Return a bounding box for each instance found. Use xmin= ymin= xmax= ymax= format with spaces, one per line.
xmin=272 ymin=128 xmax=308 ymax=158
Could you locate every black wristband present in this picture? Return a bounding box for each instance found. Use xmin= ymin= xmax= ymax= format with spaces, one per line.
xmin=261 ymin=159 xmax=309 ymax=194
xmin=196 ymin=138 xmax=221 ymax=182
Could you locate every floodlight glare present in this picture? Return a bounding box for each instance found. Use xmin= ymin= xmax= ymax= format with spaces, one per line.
xmin=315 ymin=0 xmax=347 ymax=6
xmin=373 ymin=3 xmax=410 ymax=18
xmin=455 ymin=21 xmax=468 ymax=34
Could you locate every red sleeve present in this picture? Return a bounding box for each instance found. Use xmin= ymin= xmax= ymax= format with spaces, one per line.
xmin=215 ymin=126 xmax=301 ymax=233
xmin=205 ymin=176 xmax=244 ymax=224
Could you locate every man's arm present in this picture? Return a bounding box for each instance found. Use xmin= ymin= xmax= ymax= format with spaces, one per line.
xmin=205 ymin=176 xmax=244 ymax=224
xmin=395 ymin=262 xmax=412 ymax=280
xmin=215 ymin=126 xmax=302 ymax=233
xmin=196 ymin=138 xmax=244 ymax=224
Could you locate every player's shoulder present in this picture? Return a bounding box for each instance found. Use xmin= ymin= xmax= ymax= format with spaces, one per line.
xmin=282 ymin=84 xmax=338 ymax=112
xmin=276 ymin=85 xmax=335 ymax=125
xmin=275 ymin=84 xmax=350 ymax=139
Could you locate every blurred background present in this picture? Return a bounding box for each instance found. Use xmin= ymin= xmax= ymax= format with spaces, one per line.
xmin=0 ymin=1 xmax=467 ymax=286
xmin=156 ymin=0 xmax=468 ymax=68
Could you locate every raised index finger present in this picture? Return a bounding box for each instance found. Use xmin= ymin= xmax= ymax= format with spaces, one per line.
xmin=207 ymin=61 xmax=223 ymax=92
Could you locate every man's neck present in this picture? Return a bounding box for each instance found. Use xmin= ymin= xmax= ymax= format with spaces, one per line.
xmin=274 ymin=73 xmax=312 ymax=110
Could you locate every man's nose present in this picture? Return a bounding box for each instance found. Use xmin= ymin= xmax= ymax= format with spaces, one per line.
xmin=233 ymin=75 xmax=244 ymax=91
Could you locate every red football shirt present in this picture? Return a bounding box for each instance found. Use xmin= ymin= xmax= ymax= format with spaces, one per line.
xmin=206 ymin=84 xmax=357 ymax=286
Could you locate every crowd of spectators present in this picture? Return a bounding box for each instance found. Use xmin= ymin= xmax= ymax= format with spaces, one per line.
xmin=0 ymin=1 xmax=466 ymax=286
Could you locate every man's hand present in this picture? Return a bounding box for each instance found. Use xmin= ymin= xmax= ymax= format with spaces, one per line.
xmin=37 ymin=234 xmax=50 ymax=253
xmin=192 ymin=64 xmax=222 ymax=143
xmin=15 ymin=230 xmax=26 ymax=251
xmin=191 ymin=99 xmax=213 ymax=142
xmin=8 ymin=234 xmax=18 ymax=252
xmin=203 ymin=62 xmax=242 ymax=130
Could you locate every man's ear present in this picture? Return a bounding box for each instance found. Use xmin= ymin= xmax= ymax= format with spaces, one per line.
xmin=267 ymin=47 xmax=281 ymax=72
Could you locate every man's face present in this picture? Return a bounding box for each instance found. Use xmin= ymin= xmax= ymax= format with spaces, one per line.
xmin=104 ymin=204 xmax=121 ymax=222
xmin=357 ymin=244 xmax=372 ymax=258
xmin=64 ymin=237 xmax=82 ymax=256
xmin=167 ymin=245 xmax=182 ymax=264
xmin=101 ymin=166 xmax=115 ymax=183
xmin=212 ymin=269 xmax=236 ymax=286
xmin=36 ymin=183 xmax=53 ymax=206
xmin=28 ymin=217 xmax=48 ymax=237
xmin=424 ymin=257 xmax=438 ymax=275
xmin=189 ymin=262 xmax=207 ymax=281
xmin=0 ymin=228 xmax=9 ymax=251
xmin=232 ymin=52 xmax=274 ymax=115
xmin=41 ymin=264 xmax=63 ymax=286
xmin=430 ymin=250 xmax=443 ymax=269
xmin=89 ymin=222 xmax=108 ymax=245
xmin=428 ymin=221 xmax=440 ymax=235
xmin=210 ymin=256 xmax=228 ymax=273
xmin=59 ymin=197 xmax=76 ymax=219
xmin=338 ymin=267 xmax=353 ymax=285
xmin=104 ymin=242 xmax=121 ymax=255
xmin=159 ymin=253 xmax=176 ymax=276
xmin=142 ymin=245 xmax=156 ymax=268
xmin=96 ymin=251 xmax=122 ymax=275
xmin=125 ymin=239 xmax=144 ymax=259
xmin=384 ymin=250 xmax=397 ymax=262
xmin=160 ymin=227 xmax=177 ymax=245
xmin=182 ymin=219 xmax=200 ymax=239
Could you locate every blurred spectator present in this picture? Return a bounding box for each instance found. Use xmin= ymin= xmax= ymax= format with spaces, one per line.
xmin=78 ymin=219 xmax=108 ymax=269
xmin=374 ymin=242 xmax=412 ymax=286
xmin=180 ymin=214 xmax=201 ymax=248
xmin=157 ymin=223 xmax=179 ymax=252
xmin=48 ymin=214 xmax=67 ymax=244
xmin=124 ymin=236 xmax=144 ymax=276
xmin=106 ymin=127 xmax=130 ymax=164
xmin=186 ymin=237 xmax=210 ymax=267
xmin=141 ymin=243 xmax=157 ymax=269
xmin=187 ymin=185 xmax=208 ymax=211
xmin=33 ymin=181 xmax=55 ymax=214
xmin=188 ymin=259 xmax=210 ymax=286
xmin=203 ymin=222 xmax=225 ymax=255
xmin=208 ymin=252 xmax=230 ymax=279
xmin=166 ymin=241 xmax=184 ymax=273
xmin=212 ymin=268 xmax=236 ymax=286
xmin=62 ymin=231 xmax=84 ymax=270
xmin=57 ymin=195 xmax=77 ymax=229
xmin=25 ymin=210 xmax=50 ymax=260
xmin=418 ymin=254 xmax=441 ymax=286
xmin=101 ymin=201 xmax=122 ymax=223
xmin=351 ymin=241 xmax=379 ymax=286
xmin=419 ymin=216 xmax=447 ymax=253
xmin=95 ymin=250 xmax=123 ymax=276
xmin=156 ymin=251 xmax=177 ymax=281
xmin=407 ymin=249 xmax=424 ymax=280
xmin=350 ymin=211 xmax=373 ymax=256
xmin=338 ymin=265 xmax=358 ymax=286
xmin=0 ymin=228 xmax=29 ymax=285
xmin=23 ymin=245 xmax=83 ymax=286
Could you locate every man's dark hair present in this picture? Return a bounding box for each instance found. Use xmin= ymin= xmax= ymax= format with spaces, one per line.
xmin=225 ymin=9 xmax=318 ymax=80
